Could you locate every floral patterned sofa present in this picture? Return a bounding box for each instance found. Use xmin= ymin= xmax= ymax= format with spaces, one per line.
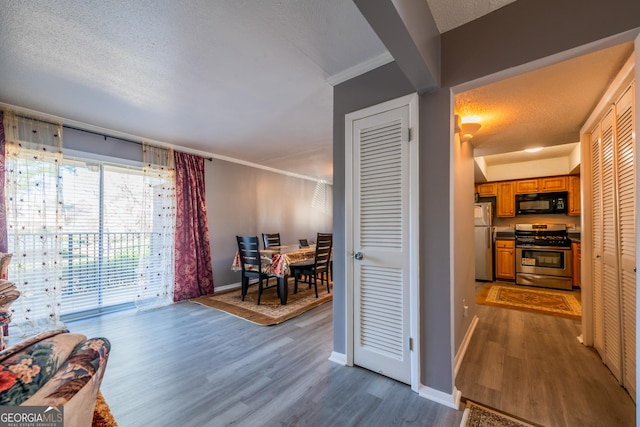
xmin=0 ymin=328 xmax=110 ymax=427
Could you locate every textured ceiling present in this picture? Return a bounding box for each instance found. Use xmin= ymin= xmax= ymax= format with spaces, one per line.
xmin=0 ymin=0 xmax=390 ymax=183
xmin=2 ymin=0 xmax=621 ymax=183
xmin=455 ymin=41 xmax=634 ymax=163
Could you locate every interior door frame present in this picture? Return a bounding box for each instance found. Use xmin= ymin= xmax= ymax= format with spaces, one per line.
xmin=344 ymin=93 xmax=420 ymax=392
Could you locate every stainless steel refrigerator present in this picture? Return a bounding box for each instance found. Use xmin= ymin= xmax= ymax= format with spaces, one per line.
xmin=474 ymin=202 xmax=493 ymax=281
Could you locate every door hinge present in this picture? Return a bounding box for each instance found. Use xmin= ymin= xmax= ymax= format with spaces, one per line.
xmin=407 ymin=128 xmax=412 ymax=141
xmin=408 ymin=337 xmax=413 ymax=351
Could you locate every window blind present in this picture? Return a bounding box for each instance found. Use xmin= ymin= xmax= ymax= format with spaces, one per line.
xmin=56 ymin=159 xmax=152 ymax=319
xmin=7 ymin=155 xmax=174 ymax=322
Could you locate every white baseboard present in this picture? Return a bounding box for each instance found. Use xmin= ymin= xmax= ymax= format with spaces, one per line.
xmin=214 ymin=282 xmax=242 ymax=293
xmin=455 ymin=315 xmax=479 ymax=377
xmin=328 ymin=351 xmax=346 ymax=365
xmin=419 ymin=385 xmax=462 ymax=410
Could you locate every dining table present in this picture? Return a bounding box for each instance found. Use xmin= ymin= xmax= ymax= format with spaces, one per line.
xmin=231 ymin=244 xmax=317 ymax=305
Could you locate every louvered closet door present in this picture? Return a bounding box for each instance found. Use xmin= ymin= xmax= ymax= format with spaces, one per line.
xmin=352 ymin=105 xmax=411 ymax=384
xmin=615 ymin=84 xmax=636 ymax=400
xmin=590 ymin=123 xmax=605 ymax=354
xmin=600 ymin=108 xmax=624 ymax=383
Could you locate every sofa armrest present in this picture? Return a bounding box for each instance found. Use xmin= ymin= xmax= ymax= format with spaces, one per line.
xmin=22 ymin=338 xmax=111 ymax=427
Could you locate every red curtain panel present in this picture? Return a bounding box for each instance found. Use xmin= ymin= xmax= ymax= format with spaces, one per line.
xmin=173 ymin=151 xmax=214 ymax=301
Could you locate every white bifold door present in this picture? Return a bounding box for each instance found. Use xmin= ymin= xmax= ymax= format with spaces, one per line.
xmin=589 ymin=81 xmax=635 ymax=401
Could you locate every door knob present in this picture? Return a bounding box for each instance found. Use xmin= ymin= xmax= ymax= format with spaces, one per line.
xmin=354 ymin=252 xmax=363 ymax=260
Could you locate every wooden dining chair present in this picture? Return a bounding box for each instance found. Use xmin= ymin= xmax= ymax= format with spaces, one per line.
xmin=317 ymin=232 xmax=333 ymax=282
xmin=262 ymin=233 xmax=281 ymax=249
xmin=236 ymin=236 xmax=278 ymax=305
xmin=291 ymin=232 xmax=332 ymax=298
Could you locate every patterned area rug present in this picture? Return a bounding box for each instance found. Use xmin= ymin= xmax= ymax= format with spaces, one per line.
xmin=476 ymin=283 xmax=581 ymax=320
xmin=191 ymin=278 xmax=332 ymax=326
xmin=460 ymin=401 xmax=538 ymax=427
xmin=92 ymin=391 xmax=118 ymax=427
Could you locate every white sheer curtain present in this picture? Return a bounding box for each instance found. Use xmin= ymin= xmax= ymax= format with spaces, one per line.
xmin=135 ymin=143 xmax=176 ymax=310
xmin=3 ymin=111 xmax=65 ymax=336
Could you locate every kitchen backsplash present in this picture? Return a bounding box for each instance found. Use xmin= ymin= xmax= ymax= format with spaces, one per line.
xmin=493 ymin=213 xmax=580 ymax=229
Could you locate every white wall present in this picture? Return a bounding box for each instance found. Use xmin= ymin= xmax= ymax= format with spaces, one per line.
xmin=452 ymin=132 xmax=478 ymax=352
xmin=486 ymin=157 xmax=576 ymax=182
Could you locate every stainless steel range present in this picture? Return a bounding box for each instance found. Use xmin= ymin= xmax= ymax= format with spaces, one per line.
xmin=514 ymin=224 xmax=573 ymax=290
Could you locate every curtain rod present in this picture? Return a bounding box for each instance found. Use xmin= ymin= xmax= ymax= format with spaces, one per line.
xmin=62 ymin=124 xmax=213 ymax=161
xmin=9 ymin=113 xmax=212 ymax=162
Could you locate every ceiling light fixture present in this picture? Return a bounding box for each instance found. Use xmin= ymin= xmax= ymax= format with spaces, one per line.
xmin=524 ymin=147 xmax=544 ymax=153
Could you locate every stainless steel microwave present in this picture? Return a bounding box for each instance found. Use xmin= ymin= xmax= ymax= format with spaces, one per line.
xmin=515 ymin=192 xmax=568 ymax=215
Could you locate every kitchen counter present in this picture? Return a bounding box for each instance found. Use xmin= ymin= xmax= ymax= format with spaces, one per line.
xmin=494 ymin=227 xmax=515 ymax=240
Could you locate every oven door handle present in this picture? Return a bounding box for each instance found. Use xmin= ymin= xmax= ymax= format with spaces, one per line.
xmin=515 ymin=245 xmax=571 ymax=251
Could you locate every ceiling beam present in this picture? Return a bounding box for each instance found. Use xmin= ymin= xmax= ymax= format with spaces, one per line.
xmin=354 ymin=0 xmax=440 ymax=93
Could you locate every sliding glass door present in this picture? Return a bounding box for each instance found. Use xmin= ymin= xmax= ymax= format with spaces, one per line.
xmin=7 ymin=156 xmax=167 ymax=321
xmin=57 ymin=159 xmax=148 ymax=319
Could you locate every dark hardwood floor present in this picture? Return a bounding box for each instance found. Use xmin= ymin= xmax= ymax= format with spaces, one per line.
xmin=456 ymin=299 xmax=636 ymax=426
xmin=68 ymin=300 xmax=463 ymax=427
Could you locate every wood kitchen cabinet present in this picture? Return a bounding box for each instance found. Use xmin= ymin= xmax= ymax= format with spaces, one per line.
xmin=496 ymin=181 xmax=515 ymax=217
xmin=495 ymin=239 xmax=515 ymax=280
xmin=515 ymin=176 xmax=567 ymax=194
xmin=572 ymin=242 xmax=581 ymax=287
xmin=515 ymin=179 xmax=539 ymax=194
xmin=539 ymin=176 xmax=568 ymax=192
xmin=476 ymin=182 xmax=497 ymax=197
xmin=568 ymin=175 xmax=581 ymax=216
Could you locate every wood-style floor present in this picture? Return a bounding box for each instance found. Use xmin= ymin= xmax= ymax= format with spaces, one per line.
xmin=68 ymin=301 xmax=463 ymax=427
xmin=456 ymin=294 xmax=636 ymax=426
xmin=67 ymin=289 xmax=636 ymax=427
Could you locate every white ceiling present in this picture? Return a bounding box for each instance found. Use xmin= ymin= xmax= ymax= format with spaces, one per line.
xmin=0 ymin=1 xmax=518 ymax=183
xmin=456 ymin=41 xmax=634 ymax=168
xmin=426 ymin=0 xmax=517 ymax=32
xmin=2 ymin=0 xmax=626 ymax=184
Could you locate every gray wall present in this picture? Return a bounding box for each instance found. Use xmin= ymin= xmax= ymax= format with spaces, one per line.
xmin=335 ymin=0 xmax=640 ymax=398
xmin=441 ymin=0 xmax=640 ymax=88
xmin=205 ymin=158 xmax=332 ymax=289
xmin=63 ymin=127 xmax=143 ymax=164
xmin=418 ymin=88 xmax=455 ymax=391
xmin=332 ymin=62 xmax=415 ymax=355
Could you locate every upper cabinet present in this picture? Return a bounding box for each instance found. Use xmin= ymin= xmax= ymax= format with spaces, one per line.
xmin=476 ymin=182 xmax=497 ymax=197
xmin=568 ymin=175 xmax=581 ymax=216
xmin=515 ymin=176 xmax=568 ymax=194
xmin=496 ymin=181 xmax=516 ymax=217
xmin=515 ymin=179 xmax=539 ymax=194
xmin=539 ymin=176 xmax=568 ymax=192
xmin=479 ymin=174 xmax=579 ymax=217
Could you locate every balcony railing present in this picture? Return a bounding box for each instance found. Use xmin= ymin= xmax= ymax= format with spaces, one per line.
xmin=8 ymin=231 xmax=152 ymax=318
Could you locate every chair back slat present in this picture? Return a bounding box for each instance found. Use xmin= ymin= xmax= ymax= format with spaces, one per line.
xmin=262 ymin=233 xmax=281 ymax=248
xmin=236 ymin=235 xmax=277 ymax=305
xmin=237 ymin=236 xmax=262 ymax=270
xmin=314 ymin=232 xmax=332 ymax=271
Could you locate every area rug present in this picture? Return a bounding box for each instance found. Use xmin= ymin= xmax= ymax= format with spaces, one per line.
xmin=92 ymin=391 xmax=118 ymax=427
xmin=460 ymin=401 xmax=538 ymax=427
xmin=191 ymin=278 xmax=332 ymax=326
xmin=476 ymin=283 xmax=581 ymax=320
